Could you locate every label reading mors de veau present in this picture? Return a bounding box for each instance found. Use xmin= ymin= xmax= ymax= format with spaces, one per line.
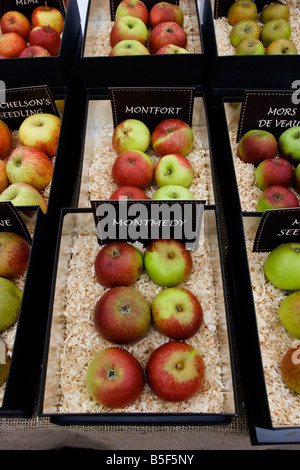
xmin=0 ymin=0 xmax=66 ymax=20
xmin=237 ymin=90 xmax=300 ymax=142
xmin=214 ymin=0 xmax=269 ymax=19
xmin=0 ymin=202 xmax=31 ymax=245
xmin=0 ymin=85 xmax=60 ymax=130
xmin=253 ymin=208 xmax=300 ymax=252
xmin=109 ymin=0 xmax=179 ymax=20
xmin=90 ymin=200 xmax=205 ymax=250
xmin=109 ymin=87 xmax=195 ymax=132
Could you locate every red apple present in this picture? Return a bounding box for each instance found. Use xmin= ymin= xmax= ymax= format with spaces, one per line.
xmin=0 ymin=10 xmax=31 ymax=41
xmin=0 ymin=160 xmax=9 ymax=193
xmin=0 ymin=32 xmax=27 ymax=58
xmin=29 ymin=25 xmax=61 ymax=56
xmin=109 ymin=39 xmax=150 ymax=56
xmin=110 ymin=15 xmax=148 ymax=47
xmin=0 ymin=120 xmax=12 ymax=160
xmin=151 ymin=287 xmax=203 ymax=339
xmin=256 ymin=185 xmax=299 ymax=211
xmin=18 ymin=113 xmax=61 ymax=158
xmin=0 ymin=182 xmax=48 ymax=213
xmin=94 ymin=286 xmax=151 ymax=344
xmin=0 ymin=231 xmax=30 ymax=280
xmin=237 ymin=129 xmax=278 ymax=166
xmin=149 ymin=21 xmax=187 ymax=54
xmin=6 ymin=146 xmax=53 ymax=191
xmin=87 ymin=347 xmax=145 ymax=408
xmin=151 ymin=119 xmax=194 ymax=157
xmin=31 ymin=5 xmax=64 ymax=35
xmin=155 ymin=44 xmax=188 ymax=54
xmin=149 ymin=2 xmax=184 ymax=28
xmin=255 ymin=157 xmax=294 ymax=190
xmin=115 ymin=0 xmax=149 ymax=26
xmin=146 ymin=341 xmax=205 ymax=402
xmin=19 ymin=45 xmax=51 ymax=58
xmin=109 ymin=186 xmax=149 ymax=200
xmin=112 ymin=150 xmax=154 ymax=189
xmin=94 ymin=241 xmax=143 ymax=288
xmin=281 ymin=341 xmax=300 ymax=394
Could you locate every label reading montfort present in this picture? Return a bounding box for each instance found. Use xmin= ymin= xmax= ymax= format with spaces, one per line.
xmin=91 ymin=200 xmax=205 ymax=250
xmin=0 ymin=202 xmax=31 ymax=245
xmin=0 ymin=86 xmax=60 ymax=130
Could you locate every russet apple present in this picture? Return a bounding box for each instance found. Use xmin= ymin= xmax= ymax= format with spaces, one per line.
xmin=31 ymin=4 xmax=64 ymax=35
xmin=146 ymin=341 xmax=205 ymax=402
xmin=281 ymin=341 xmax=300 ymax=394
xmin=266 ymin=39 xmax=297 ymax=55
xmin=0 ymin=32 xmax=27 ymax=58
xmin=149 ymin=2 xmax=184 ymax=29
xmin=6 ymin=146 xmax=53 ymax=191
xmin=260 ymin=2 xmax=290 ymax=24
xmin=0 ymin=341 xmax=10 ymax=386
xmin=0 ymin=276 xmax=22 ymax=333
xmin=237 ymin=129 xmax=278 ymax=165
xmin=149 ymin=21 xmax=187 ymax=54
xmin=229 ymin=19 xmax=260 ymax=47
xmin=154 ymin=153 xmax=194 ymax=188
xmin=260 ymin=18 xmax=291 ymax=48
xmin=264 ymin=242 xmax=300 ymax=290
xmin=29 ymin=25 xmax=61 ymax=56
xmin=278 ymin=126 xmax=300 ymax=166
xmin=278 ymin=292 xmax=300 ymax=339
xmin=18 ymin=113 xmax=61 ymax=158
xmin=109 ymin=186 xmax=149 ymax=200
xmin=94 ymin=286 xmax=151 ymax=344
xmin=115 ymin=0 xmax=149 ymax=26
xmin=152 ymin=184 xmax=195 ymax=200
xmin=0 ymin=10 xmax=31 ymax=41
xmin=155 ymin=44 xmax=189 ymax=54
xmin=0 ymin=182 xmax=47 ymax=213
xmin=151 ymin=118 xmax=194 ymax=157
xmin=0 ymin=160 xmax=9 ymax=193
xmin=94 ymin=241 xmax=143 ymax=288
xmin=110 ymin=15 xmax=148 ymax=47
xmin=235 ymin=37 xmax=265 ymax=55
xmin=19 ymin=45 xmax=51 ymax=58
xmin=87 ymin=347 xmax=145 ymax=408
xmin=0 ymin=231 xmax=30 ymax=280
xmin=111 ymin=150 xmax=154 ymax=189
xmin=144 ymin=238 xmax=193 ymax=287
xmin=255 ymin=157 xmax=294 ymax=190
xmin=151 ymin=287 xmax=203 ymax=339
xmin=0 ymin=120 xmax=12 ymax=160
xmin=109 ymin=39 xmax=150 ymax=56
xmin=227 ymin=0 xmax=258 ymax=26
xmin=112 ymin=119 xmax=150 ymax=154
xmin=256 ymin=185 xmax=299 ymax=211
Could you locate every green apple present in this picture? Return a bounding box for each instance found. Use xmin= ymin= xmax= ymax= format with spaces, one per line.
xmin=264 ymin=243 xmax=300 ymax=290
xmin=266 ymin=38 xmax=297 ymax=54
xmin=278 ymin=292 xmax=300 ymax=338
xmin=227 ymin=0 xmax=258 ymax=26
xmin=281 ymin=342 xmax=300 ymax=394
xmin=110 ymin=15 xmax=148 ymax=48
xmin=152 ymin=184 xmax=195 ymax=200
xmin=294 ymin=163 xmax=300 ymax=193
xmin=235 ymin=37 xmax=265 ymax=55
xmin=155 ymin=44 xmax=189 ymax=54
xmin=0 ymin=276 xmax=22 ymax=332
xmin=278 ymin=127 xmax=300 ymax=165
xmin=109 ymin=39 xmax=150 ymax=56
xmin=229 ymin=19 xmax=260 ymax=47
xmin=260 ymin=18 xmax=291 ymax=48
xmin=154 ymin=153 xmax=194 ymax=188
xmin=115 ymin=0 xmax=149 ymax=26
xmin=260 ymin=1 xmax=290 ymax=24
xmin=0 ymin=182 xmax=48 ymax=213
xmin=0 ymin=339 xmax=10 ymax=386
xmin=112 ymin=119 xmax=150 ymax=154
xmin=18 ymin=113 xmax=61 ymax=158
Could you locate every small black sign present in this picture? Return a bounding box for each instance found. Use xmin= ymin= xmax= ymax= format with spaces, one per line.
xmin=253 ymin=208 xmax=300 ymax=252
xmin=110 ymin=0 xmax=179 ymax=20
xmin=0 ymin=0 xmax=66 ymax=21
xmin=109 ymin=87 xmax=195 ymax=132
xmin=0 ymin=85 xmax=60 ymax=131
xmin=90 ymin=199 xmax=205 ymax=250
xmin=214 ymin=0 xmax=268 ymax=19
xmin=0 ymin=202 xmax=31 ymax=245
xmin=237 ymin=90 xmax=300 ymax=142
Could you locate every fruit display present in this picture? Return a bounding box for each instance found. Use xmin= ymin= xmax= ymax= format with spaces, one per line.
xmin=215 ymin=0 xmax=299 ymax=56
xmin=0 ymin=6 xmax=64 ymax=59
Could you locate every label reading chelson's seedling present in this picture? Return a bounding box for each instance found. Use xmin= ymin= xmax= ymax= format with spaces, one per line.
xmin=237 ymin=90 xmax=300 ymax=143
xmin=0 ymin=0 xmax=65 ymax=20
xmin=90 ymin=200 xmax=205 ymax=250
xmin=0 ymin=202 xmax=31 ymax=245
xmin=253 ymin=208 xmax=300 ymax=252
xmin=214 ymin=0 xmax=269 ymax=19
xmin=0 ymin=85 xmax=59 ymax=131
xmin=109 ymin=87 xmax=195 ymax=132
xmin=109 ymin=0 xmax=179 ymax=20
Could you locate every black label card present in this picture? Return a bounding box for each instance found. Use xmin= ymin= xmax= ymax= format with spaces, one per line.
xmin=0 ymin=85 xmax=59 ymax=131
xmin=253 ymin=208 xmax=300 ymax=252
xmin=236 ymin=90 xmax=300 ymax=143
xmin=214 ymin=0 xmax=269 ymax=19
xmin=109 ymin=87 xmax=195 ymax=132
xmin=0 ymin=0 xmax=66 ymax=21
xmin=0 ymin=202 xmax=31 ymax=245
xmin=90 ymin=200 xmax=205 ymax=250
xmin=110 ymin=0 xmax=179 ymax=20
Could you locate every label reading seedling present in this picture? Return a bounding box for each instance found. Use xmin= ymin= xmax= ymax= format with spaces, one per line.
xmin=0 ymin=202 xmax=31 ymax=245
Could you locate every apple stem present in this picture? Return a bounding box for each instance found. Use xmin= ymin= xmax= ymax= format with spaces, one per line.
xmin=112 ymin=249 xmax=120 ymax=257
xmin=106 ymin=369 xmax=117 ymax=379
xmin=176 ymin=363 xmax=183 ymax=370
xmin=176 ymin=304 xmax=182 ymax=312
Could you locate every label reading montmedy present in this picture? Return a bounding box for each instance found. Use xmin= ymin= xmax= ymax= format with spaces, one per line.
xmin=0 ymin=202 xmax=31 ymax=245
xmin=214 ymin=0 xmax=269 ymax=19
xmin=0 ymin=0 xmax=66 ymax=21
xmin=253 ymin=208 xmax=300 ymax=252
xmin=109 ymin=0 xmax=179 ymax=20
xmin=237 ymin=90 xmax=300 ymax=142
xmin=109 ymin=87 xmax=195 ymax=132
xmin=91 ymin=200 xmax=205 ymax=250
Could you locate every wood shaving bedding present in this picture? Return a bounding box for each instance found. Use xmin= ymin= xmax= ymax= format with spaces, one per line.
xmin=56 ymin=225 xmax=226 ymax=414
xmin=214 ymin=0 xmax=300 ymax=56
